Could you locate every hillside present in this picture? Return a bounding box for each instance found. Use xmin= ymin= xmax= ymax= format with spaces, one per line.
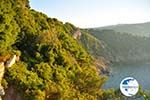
xmin=0 ymin=0 xmax=109 ymax=100
xmin=59 ymin=23 xmax=110 ymax=74
xmin=88 ymin=29 xmax=150 ymax=63
xmin=0 ymin=0 xmax=149 ymax=100
xmin=95 ymin=22 xmax=150 ymax=37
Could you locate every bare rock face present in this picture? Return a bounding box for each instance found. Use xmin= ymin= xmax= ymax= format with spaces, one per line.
xmin=0 ymin=86 xmax=5 ymax=96
xmin=0 ymin=62 xmax=5 ymax=99
xmin=5 ymin=55 xmax=17 ymax=68
xmin=94 ymin=58 xmax=110 ymax=75
xmin=3 ymin=86 xmax=22 ymax=100
xmin=0 ymin=55 xmax=20 ymax=99
xmin=73 ymin=29 xmax=82 ymax=39
xmin=0 ymin=62 xmax=4 ymax=81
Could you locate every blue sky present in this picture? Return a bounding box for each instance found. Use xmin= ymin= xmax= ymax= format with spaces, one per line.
xmin=30 ymin=0 xmax=150 ymax=28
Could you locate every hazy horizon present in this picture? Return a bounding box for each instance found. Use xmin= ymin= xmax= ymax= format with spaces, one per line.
xmin=30 ymin=0 xmax=150 ymax=28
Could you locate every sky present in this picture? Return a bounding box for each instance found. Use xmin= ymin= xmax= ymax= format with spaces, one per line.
xmin=30 ymin=0 xmax=150 ymax=28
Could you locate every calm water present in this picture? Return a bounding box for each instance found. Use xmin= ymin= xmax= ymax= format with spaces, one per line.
xmin=103 ymin=63 xmax=150 ymax=90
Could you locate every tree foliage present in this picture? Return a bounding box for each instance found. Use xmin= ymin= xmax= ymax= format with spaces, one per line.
xmin=0 ymin=0 xmax=108 ymax=100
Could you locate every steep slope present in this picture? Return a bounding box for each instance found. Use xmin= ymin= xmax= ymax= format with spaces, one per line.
xmin=0 ymin=0 xmax=107 ymax=100
xmin=1 ymin=0 xmax=149 ymax=100
xmin=88 ymin=29 xmax=150 ymax=63
xmin=95 ymin=22 xmax=150 ymax=37
xmin=64 ymin=23 xmax=110 ymax=73
xmin=64 ymin=22 xmax=150 ymax=64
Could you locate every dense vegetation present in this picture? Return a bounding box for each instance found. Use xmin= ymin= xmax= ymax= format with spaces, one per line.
xmin=88 ymin=29 xmax=150 ymax=63
xmin=0 ymin=0 xmax=108 ymax=99
xmin=0 ymin=0 xmax=149 ymax=100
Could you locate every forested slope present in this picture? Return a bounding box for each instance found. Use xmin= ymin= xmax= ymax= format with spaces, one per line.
xmin=88 ymin=29 xmax=150 ymax=63
xmin=0 ymin=0 xmax=107 ymax=100
xmin=0 ymin=0 xmax=149 ymax=100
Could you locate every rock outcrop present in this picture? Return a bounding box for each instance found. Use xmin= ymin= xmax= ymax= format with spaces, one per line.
xmin=0 ymin=63 xmax=5 ymax=100
xmin=0 ymin=55 xmax=19 ymax=100
xmin=73 ymin=28 xmax=82 ymax=39
xmin=94 ymin=58 xmax=110 ymax=75
xmin=5 ymin=55 xmax=17 ymax=68
xmin=0 ymin=63 xmax=4 ymax=82
xmin=3 ymin=86 xmax=22 ymax=100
